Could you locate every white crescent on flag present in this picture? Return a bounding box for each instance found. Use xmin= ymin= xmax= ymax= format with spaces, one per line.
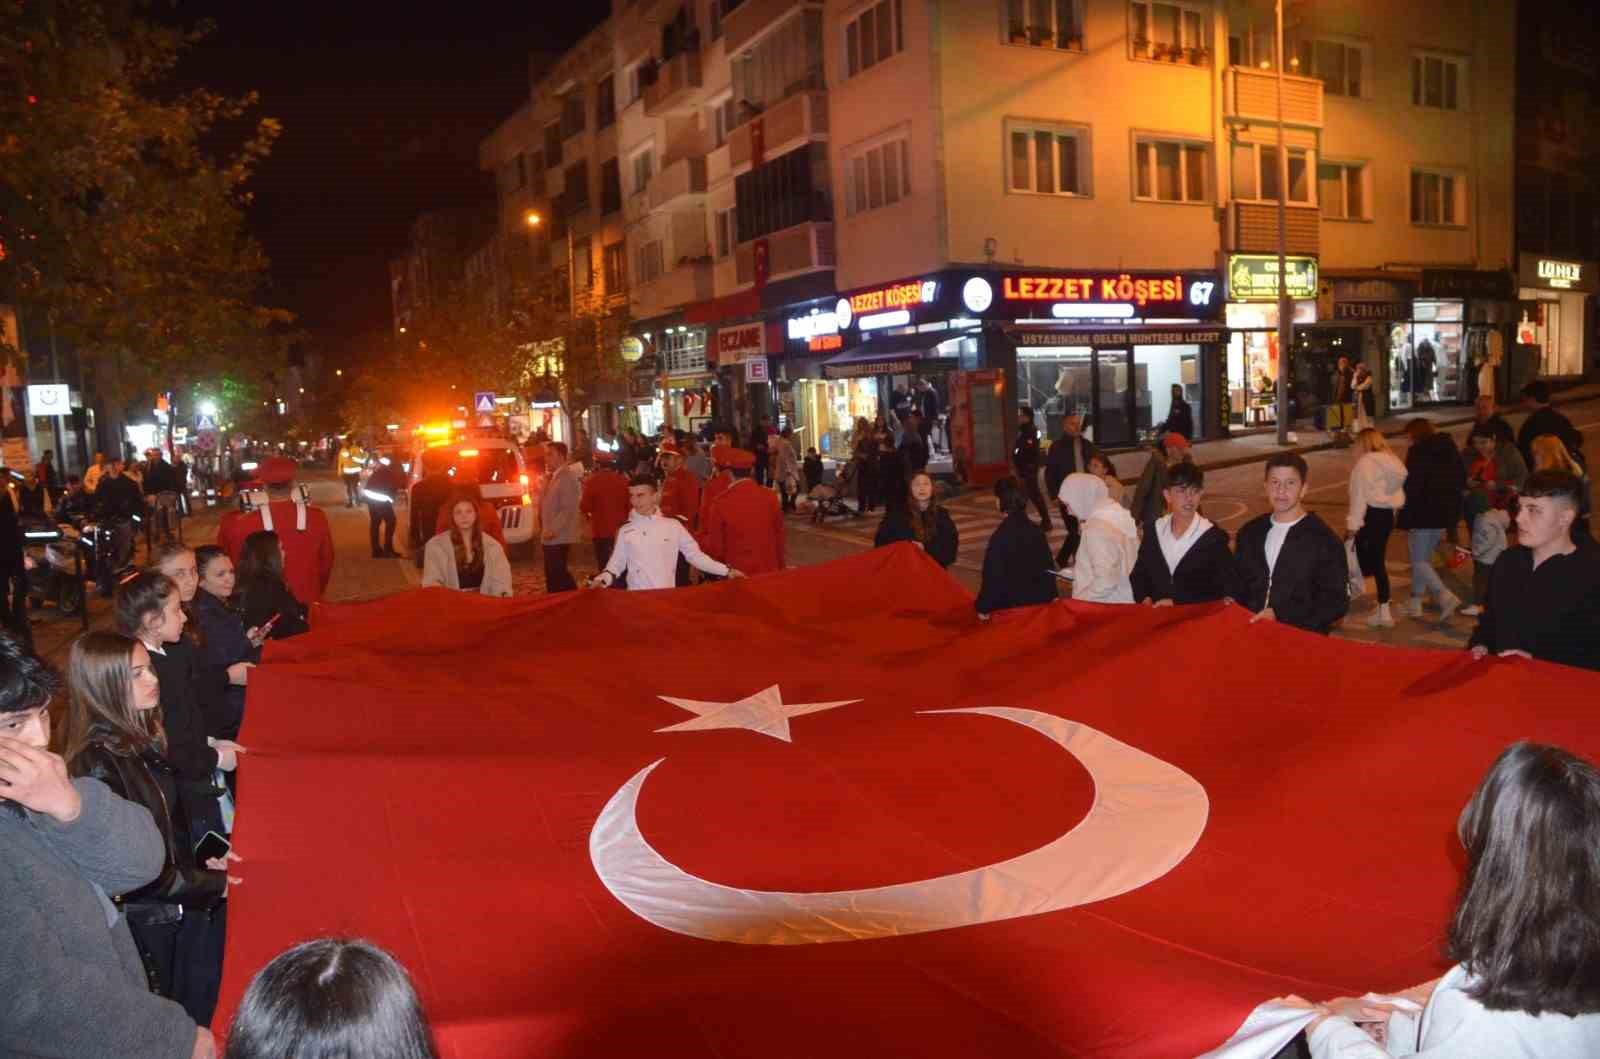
xmin=589 ymin=706 xmax=1210 ymax=945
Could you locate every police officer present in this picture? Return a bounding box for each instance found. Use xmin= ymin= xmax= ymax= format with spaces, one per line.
xmin=362 ymin=456 xmax=407 ymax=558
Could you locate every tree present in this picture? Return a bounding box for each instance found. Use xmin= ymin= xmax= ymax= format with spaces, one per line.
xmin=0 ymin=0 xmax=295 ymax=444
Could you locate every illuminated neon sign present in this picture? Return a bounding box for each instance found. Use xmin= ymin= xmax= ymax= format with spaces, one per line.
xmin=848 ymin=279 xmax=939 ymax=315
xmin=1002 ymin=274 xmax=1188 ymax=307
xmin=1537 ymin=259 xmax=1582 ymax=288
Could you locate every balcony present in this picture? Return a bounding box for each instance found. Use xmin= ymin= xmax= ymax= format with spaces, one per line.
xmin=638 ymin=259 xmax=715 ymax=313
xmin=728 ymin=89 xmax=829 ymax=170
xmin=1228 ymin=202 xmax=1320 ymax=256
xmin=625 ymin=189 xmax=651 ymax=226
xmin=643 ymin=50 xmax=702 ymax=117
xmin=734 ymin=221 xmax=836 ymax=286
xmin=648 ymin=156 xmax=707 ymax=211
xmin=1225 ymin=67 xmax=1324 ymax=127
xmin=724 ymin=0 xmax=820 ymax=53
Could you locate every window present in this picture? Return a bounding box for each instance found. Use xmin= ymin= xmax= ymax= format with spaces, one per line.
xmin=599 ymin=157 xmax=623 ymax=214
xmin=731 ymin=10 xmax=824 ymax=111
xmin=708 ymin=0 xmax=723 ymax=40
xmin=1227 ymin=22 xmax=1275 ymax=69
xmin=1231 ymin=143 xmax=1313 ymax=204
xmin=560 ymin=89 xmax=585 ymax=140
xmin=626 ymin=63 xmax=649 ymax=106
xmin=564 ymin=160 xmax=589 ymax=212
xmin=1319 ymin=161 xmax=1368 ymax=220
xmin=1295 ymin=38 xmax=1367 ymax=98
xmin=1411 ymin=168 xmax=1465 ymax=226
xmin=661 ymin=329 xmax=707 ymax=375
xmin=1130 ymin=1 xmax=1207 ymax=63
xmin=1134 ymin=137 xmax=1209 ymax=203
xmin=710 ymin=95 xmax=738 ymax=148
xmin=846 ymin=132 xmax=911 ymax=214
xmin=572 ymin=237 xmax=594 ymax=292
xmin=1006 ymin=0 xmax=1082 ymax=51
xmin=714 ymin=207 xmax=736 ymax=259
xmin=631 ymin=147 xmax=655 ymax=195
xmin=514 ymin=153 xmax=528 ymax=190
xmin=1006 ymin=122 xmax=1087 ymax=196
xmin=734 ymin=143 xmax=832 ymax=243
xmin=845 ymin=0 xmax=903 ymax=77
xmin=1412 ymin=53 xmax=1464 ymax=111
xmin=603 ymin=241 xmax=628 ymax=292
xmin=596 ymin=75 xmax=616 ymax=129
xmin=543 ymin=122 xmax=562 ymax=167
xmin=636 ymin=240 xmax=664 ymax=285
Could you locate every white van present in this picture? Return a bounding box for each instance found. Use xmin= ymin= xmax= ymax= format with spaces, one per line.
xmin=408 ymin=436 xmax=536 ymax=555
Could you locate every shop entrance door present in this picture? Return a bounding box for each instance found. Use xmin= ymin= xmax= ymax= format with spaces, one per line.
xmin=1092 ymin=346 xmax=1135 ymax=447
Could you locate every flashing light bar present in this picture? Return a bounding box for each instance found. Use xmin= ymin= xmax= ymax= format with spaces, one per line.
xmin=458 ymin=448 xmax=479 ymax=457
xmin=24 ymin=530 xmax=60 ymax=539
xmin=240 ymin=461 xmax=259 ymax=471
xmin=858 ymin=309 xmax=912 ymax=332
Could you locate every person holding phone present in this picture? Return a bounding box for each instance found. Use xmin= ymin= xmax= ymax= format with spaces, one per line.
xmin=188 ymin=546 xmax=268 ymax=742
xmin=233 ymin=531 xmax=309 ymax=639
xmin=62 ymin=631 xmax=240 ymax=1026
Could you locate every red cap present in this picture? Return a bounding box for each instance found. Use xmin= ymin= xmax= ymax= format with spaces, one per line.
xmin=724 ymin=448 xmax=756 ymax=470
xmin=658 ymin=440 xmax=683 ymax=458
xmin=258 ymin=456 xmax=299 ymax=485
xmin=710 ymin=443 xmax=734 ymax=469
xmin=1161 ymin=432 xmax=1191 ymax=452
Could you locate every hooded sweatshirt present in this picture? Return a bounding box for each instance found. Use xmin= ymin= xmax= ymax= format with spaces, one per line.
xmin=1059 ymin=473 xmax=1138 ymax=603
xmin=1346 ymin=449 xmax=1408 ymax=532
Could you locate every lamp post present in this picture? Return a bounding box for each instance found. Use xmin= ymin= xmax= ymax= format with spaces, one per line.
xmin=1274 ymin=0 xmax=1291 ymax=446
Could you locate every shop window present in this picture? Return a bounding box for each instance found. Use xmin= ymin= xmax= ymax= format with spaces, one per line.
xmin=1295 ymin=38 xmax=1368 ymax=97
xmin=845 ymin=0 xmax=903 ymax=78
xmin=572 ymin=237 xmax=594 ymax=293
xmin=544 ymin=122 xmax=562 ymax=168
xmin=1319 ymin=161 xmax=1368 ymax=220
xmin=731 ymin=10 xmax=823 ymax=112
xmin=1411 ymin=53 xmax=1464 ymax=111
xmin=603 ymin=242 xmax=628 ymax=293
xmin=560 ymin=89 xmax=586 ymax=140
xmin=1410 ymin=168 xmax=1465 ymax=227
xmin=846 ymin=131 xmax=912 ymax=215
xmin=632 ymin=147 xmax=655 ymax=195
xmin=1516 ymin=295 xmax=1585 ymax=378
xmin=599 ymin=158 xmax=622 ymax=215
xmin=564 ymin=160 xmax=589 ymax=212
xmin=710 ymin=94 xmax=738 ymax=148
xmin=1007 ymin=121 xmax=1088 ymax=197
xmin=636 ymin=240 xmax=664 ymax=286
xmin=661 ymin=329 xmax=708 ymax=375
xmin=1232 ymin=143 xmax=1313 ymax=204
xmin=596 ymin=75 xmax=616 ymax=130
xmin=1130 ymin=1 xmax=1207 ymax=64
xmin=1135 ymin=137 xmax=1209 ymax=204
xmin=714 ymin=207 xmax=735 ymax=259
xmin=1006 ymin=0 xmax=1083 ymax=51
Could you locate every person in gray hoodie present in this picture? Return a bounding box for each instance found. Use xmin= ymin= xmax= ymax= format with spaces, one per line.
xmin=0 ymin=634 xmax=209 ymax=1059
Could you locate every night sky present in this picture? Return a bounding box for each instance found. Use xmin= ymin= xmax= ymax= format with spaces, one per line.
xmin=177 ymin=3 xmax=606 ymax=361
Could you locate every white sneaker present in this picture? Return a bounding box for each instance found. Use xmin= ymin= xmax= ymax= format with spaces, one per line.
xmin=1459 ymin=604 xmax=1483 ymax=617
xmin=1439 ymin=592 xmax=1462 ymax=624
xmin=1366 ymin=605 xmax=1395 ymax=628
xmin=1401 ymin=598 xmax=1424 ymax=620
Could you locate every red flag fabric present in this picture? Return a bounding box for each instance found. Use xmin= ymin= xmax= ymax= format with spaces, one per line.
xmin=218 ymin=544 xmax=1600 ymax=1057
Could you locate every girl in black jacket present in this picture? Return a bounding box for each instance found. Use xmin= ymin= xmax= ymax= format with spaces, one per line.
xmin=875 ymin=472 xmax=959 ymax=568
xmin=234 ymin=530 xmax=310 ymax=639
xmin=1397 ymin=419 xmax=1465 ymax=622
xmin=63 ymin=631 xmax=230 ymax=1020
xmin=976 ymin=477 xmax=1058 ymax=616
xmin=190 ymin=546 xmax=265 ymax=742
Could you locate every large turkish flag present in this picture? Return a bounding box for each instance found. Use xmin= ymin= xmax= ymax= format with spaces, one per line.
xmin=216 ymin=544 xmax=1600 ymax=1056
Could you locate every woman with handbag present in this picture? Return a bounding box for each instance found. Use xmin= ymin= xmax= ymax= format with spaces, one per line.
xmin=1346 ymin=429 xmax=1407 ymax=627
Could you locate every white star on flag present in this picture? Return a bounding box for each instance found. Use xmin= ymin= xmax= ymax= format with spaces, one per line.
xmin=656 ymin=685 xmax=861 ymax=743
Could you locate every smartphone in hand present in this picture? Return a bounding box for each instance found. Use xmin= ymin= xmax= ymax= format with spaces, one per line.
xmin=194 ymin=830 xmax=231 ymax=863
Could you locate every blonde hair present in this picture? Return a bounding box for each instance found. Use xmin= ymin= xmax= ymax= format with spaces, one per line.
xmin=1355 ymin=428 xmax=1392 ymax=455
xmin=1531 ymin=435 xmax=1582 ymax=475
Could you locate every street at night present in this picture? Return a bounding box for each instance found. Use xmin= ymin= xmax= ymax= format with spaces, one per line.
xmin=5 ymin=2 xmax=1600 ymax=1058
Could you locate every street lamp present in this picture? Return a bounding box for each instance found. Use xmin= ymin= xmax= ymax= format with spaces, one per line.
xmin=198 ymin=400 xmax=219 ymax=418
xmin=524 ymin=210 xmax=542 ymax=227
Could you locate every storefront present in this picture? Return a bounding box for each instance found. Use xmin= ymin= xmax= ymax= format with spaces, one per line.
xmin=1300 ymin=274 xmax=1417 ymax=420
xmin=1516 ymin=253 xmax=1595 ymax=380
xmin=1224 ymin=255 xmax=1320 ymax=429
xmin=710 ymin=320 xmax=773 ymax=438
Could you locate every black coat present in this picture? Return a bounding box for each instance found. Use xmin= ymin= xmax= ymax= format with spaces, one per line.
xmin=1013 ymin=422 xmax=1042 ymax=474
xmin=1517 ymin=405 xmax=1584 ymax=468
xmin=1131 ymin=522 xmax=1238 ymax=604
xmin=875 ymin=505 xmax=959 ymax=568
xmin=1161 ymin=398 xmax=1194 ymax=440
xmin=976 ymin=510 xmax=1058 ymax=615
xmin=95 ymin=474 xmax=146 ymax=520
xmin=899 ymin=432 xmax=929 ymax=473
xmin=1469 ymin=545 xmax=1600 ymax=671
xmin=191 ymin=590 xmax=260 ymax=741
xmin=146 ymin=641 xmax=220 ymax=785
xmin=1398 ymin=433 xmax=1464 ymax=530
xmin=235 ymin=574 xmax=309 ymax=640
xmin=409 ymin=474 xmax=454 ymax=549
xmin=876 ymin=448 xmax=907 ymax=506
xmin=1234 ymin=512 xmax=1349 ymax=634
xmin=0 ymin=491 xmax=20 ymax=568
xmin=142 ymin=459 xmax=178 ymax=495
xmin=1044 ymin=434 xmax=1103 ymax=500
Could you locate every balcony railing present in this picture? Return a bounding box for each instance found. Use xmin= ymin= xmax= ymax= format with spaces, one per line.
xmin=643 ymin=50 xmax=703 ymax=116
xmin=1225 ymin=67 xmax=1324 ymax=127
xmin=1228 ymin=201 xmax=1320 ymax=256
xmin=734 ymin=221 xmax=835 ymax=286
xmin=648 ymin=156 xmax=707 ymax=212
xmin=727 ymin=89 xmax=828 ymax=170
xmin=724 ymin=0 xmax=819 ymax=54
xmin=637 ymin=259 xmax=715 ymax=314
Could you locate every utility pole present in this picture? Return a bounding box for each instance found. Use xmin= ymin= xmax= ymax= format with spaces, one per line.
xmin=1274 ymin=0 xmax=1291 ymax=446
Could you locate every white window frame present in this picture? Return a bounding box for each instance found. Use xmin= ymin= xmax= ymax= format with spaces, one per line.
xmin=1231 ymin=142 xmax=1315 ymax=206
xmin=630 ymin=144 xmax=656 ymax=196
xmin=1410 ymin=167 xmax=1467 ymax=228
xmin=1129 ymin=0 xmax=1209 ymax=64
xmin=1295 ymin=36 xmax=1370 ymax=99
xmin=1005 ymin=120 xmax=1091 ymax=198
xmin=1004 ymin=0 xmax=1085 ymax=52
xmin=709 ymin=92 xmax=737 ymax=149
xmin=661 ymin=328 xmax=708 ymax=375
xmin=714 ymin=206 xmax=736 ymax=259
xmin=1318 ymin=160 xmax=1369 ymax=221
xmin=844 ymin=127 xmax=913 ymax=216
xmin=624 ymin=62 xmax=646 ymax=106
xmin=1411 ymin=51 xmax=1466 ymax=112
xmin=1132 ymin=134 xmax=1210 ymax=204
xmin=844 ymin=0 xmax=903 ymax=79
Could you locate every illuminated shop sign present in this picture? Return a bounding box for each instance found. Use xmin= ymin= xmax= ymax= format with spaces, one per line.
xmin=714 ymin=323 xmax=764 ymax=364
xmin=846 ymin=279 xmax=939 ymax=316
xmin=1227 ymin=255 xmax=1319 ymax=302
xmin=1537 ymin=259 xmax=1582 ymax=287
xmin=1516 ymin=254 xmax=1598 ymax=294
xmin=787 ymin=308 xmax=840 ymax=340
xmin=1014 ymin=328 xmax=1226 ymax=347
xmin=808 ymin=334 xmax=844 ymax=352
xmin=985 ymin=269 xmax=1222 ymax=318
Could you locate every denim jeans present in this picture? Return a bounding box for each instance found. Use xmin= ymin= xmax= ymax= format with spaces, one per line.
xmin=1407 ymin=528 xmax=1447 ymax=602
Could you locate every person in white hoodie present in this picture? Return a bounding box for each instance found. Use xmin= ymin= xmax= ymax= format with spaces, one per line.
xmin=1346 ymin=428 xmax=1408 ymax=627
xmin=1057 ymin=472 xmax=1138 ymax=604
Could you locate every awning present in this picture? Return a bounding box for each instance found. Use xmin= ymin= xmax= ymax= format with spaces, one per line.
xmin=820 ymin=329 xmax=976 ymax=380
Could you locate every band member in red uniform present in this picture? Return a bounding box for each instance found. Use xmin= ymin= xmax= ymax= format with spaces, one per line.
xmin=580 ymin=448 xmax=630 ymax=572
xmin=701 ymin=448 xmax=786 ymax=576
xmin=697 ymin=443 xmax=735 ymax=533
xmin=216 ymin=456 xmax=334 ymax=608
xmin=658 ymin=441 xmax=702 ymax=586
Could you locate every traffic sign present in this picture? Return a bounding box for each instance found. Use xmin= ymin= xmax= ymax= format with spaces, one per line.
xmin=474 ymin=392 xmax=497 ymax=414
xmin=196 ymin=413 xmax=218 ymax=431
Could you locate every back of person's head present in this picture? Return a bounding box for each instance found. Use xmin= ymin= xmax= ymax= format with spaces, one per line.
xmin=1404 ymin=418 xmax=1436 ymax=441
xmin=550 ymin=441 xmax=569 ymax=460
xmin=627 ymin=472 xmax=658 ymax=490
xmin=1523 ymin=380 xmax=1552 ymax=405
xmin=1355 ymin=427 xmax=1392 ymax=455
xmin=65 ymin=474 xmax=81 ymax=488
xmin=1520 ymin=468 xmax=1584 ymax=509
xmin=238 ymin=531 xmax=286 ymax=584
xmin=113 ymin=570 xmax=177 ymax=639
xmin=1530 ymin=434 xmax=1581 ymax=475
xmin=1263 ymin=452 xmax=1308 ymax=481
xmin=0 ymin=631 xmax=59 ymax=718
xmin=993 ymin=476 xmax=1025 ymax=514
xmin=1166 ymin=461 xmax=1204 ymax=491
xmin=62 ymin=631 xmax=162 ymax=764
xmin=1019 ymin=405 xmax=1034 ymax=422
xmin=226 ymin=938 xmax=438 ymax=1059
xmin=1449 ymin=742 xmax=1600 ymax=1016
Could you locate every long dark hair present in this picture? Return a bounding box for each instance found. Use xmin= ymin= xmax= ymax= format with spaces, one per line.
xmin=226 ymin=938 xmax=438 ymax=1059
xmin=61 ymin=631 xmax=165 ymax=764
xmin=1447 ymin=742 xmax=1600 ymax=1015
xmin=238 ymin=531 xmax=286 ymax=584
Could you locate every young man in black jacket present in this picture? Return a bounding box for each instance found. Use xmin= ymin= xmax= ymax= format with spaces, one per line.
xmin=1131 ymin=462 xmax=1237 ymax=606
xmin=1234 ymin=453 xmax=1349 ymax=634
xmin=1516 ymin=381 xmax=1584 ymax=469
xmin=1011 ymin=406 xmax=1052 ymax=532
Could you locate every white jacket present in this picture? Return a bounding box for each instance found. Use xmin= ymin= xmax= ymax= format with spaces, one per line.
xmin=1074 ymin=509 xmax=1139 ymax=604
xmin=1347 ymin=451 xmax=1408 ymax=532
xmin=420 ymin=532 xmax=513 ymax=597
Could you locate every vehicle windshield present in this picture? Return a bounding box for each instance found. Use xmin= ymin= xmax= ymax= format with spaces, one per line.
xmin=427 ymin=446 xmax=520 ymax=485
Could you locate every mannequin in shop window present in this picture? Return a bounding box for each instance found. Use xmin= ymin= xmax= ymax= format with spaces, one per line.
xmin=1416 ymin=338 xmax=1438 ymax=399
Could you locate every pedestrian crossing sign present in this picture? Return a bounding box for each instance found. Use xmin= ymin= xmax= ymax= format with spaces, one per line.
xmin=474 ymin=392 xmax=497 ymax=414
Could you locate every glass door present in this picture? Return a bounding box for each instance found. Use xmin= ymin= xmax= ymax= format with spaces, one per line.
xmin=1092 ymin=347 xmax=1135 ymax=447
